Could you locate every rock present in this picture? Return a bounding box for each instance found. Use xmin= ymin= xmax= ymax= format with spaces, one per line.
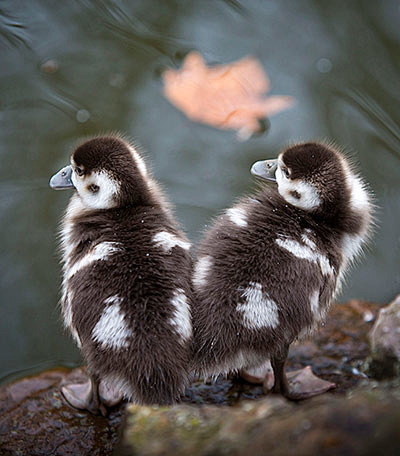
xmin=368 ymin=294 xmax=400 ymax=378
xmin=0 ymin=300 xmax=384 ymax=454
xmin=119 ymin=387 xmax=400 ymax=456
xmin=0 ymin=367 xmax=124 ymax=456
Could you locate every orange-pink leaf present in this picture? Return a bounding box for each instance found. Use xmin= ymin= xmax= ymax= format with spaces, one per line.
xmin=162 ymin=52 xmax=295 ymax=139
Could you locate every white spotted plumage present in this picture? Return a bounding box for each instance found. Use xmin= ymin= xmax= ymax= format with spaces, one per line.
xmin=226 ymin=207 xmax=248 ymax=227
xmin=192 ymin=142 xmax=374 ymax=390
xmin=309 ymin=290 xmax=320 ymax=317
xmin=169 ymin=289 xmax=192 ymax=342
xmin=237 ymin=282 xmax=279 ymax=330
xmin=152 ymin=231 xmax=191 ymax=252
xmin=66 ymin=241 xmax=121 ymax=279
xmin=52 ymin=136 xmax=193 ymax=410
xmin=92 ymin=296 xmax=132 ymax=350
xmin=275 ymin=234 xmax=334 ymax=276
xmin=193 ymin=256 xmax=213 ymax=289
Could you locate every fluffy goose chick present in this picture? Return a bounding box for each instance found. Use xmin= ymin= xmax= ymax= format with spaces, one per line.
xmin=50 ymin=136 xmax=193 ymax=414
xmin=191 ymin=142 xmax=372 ymax=400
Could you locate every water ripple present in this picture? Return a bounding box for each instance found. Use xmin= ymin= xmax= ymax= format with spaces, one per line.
xmin=81 ymin=0 xmax=190 ymax=62
xmin=0 ymin=7 xmax=31 ymax=49
xmin=345 ymin=88 xmax=400 ymax=159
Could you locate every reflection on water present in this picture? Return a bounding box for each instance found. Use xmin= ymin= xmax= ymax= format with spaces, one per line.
xmin=0 ymin=0 xmax=399 ymax=383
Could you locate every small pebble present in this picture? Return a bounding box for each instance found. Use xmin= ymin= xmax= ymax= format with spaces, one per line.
xmin=243 ymin=403 xmax=253 ymax=412
xmin=363 ymin=311 xmax=374 ymax=322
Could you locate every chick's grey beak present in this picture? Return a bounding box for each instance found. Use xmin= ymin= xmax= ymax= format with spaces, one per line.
xmin=250 ymin=159 xmax=277 ymax=182
xmin=49 ymin=165 xmax=74 ymax=190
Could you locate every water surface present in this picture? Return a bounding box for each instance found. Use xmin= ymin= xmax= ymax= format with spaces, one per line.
xmin=1 ymin=0 xmax=399 ymax=382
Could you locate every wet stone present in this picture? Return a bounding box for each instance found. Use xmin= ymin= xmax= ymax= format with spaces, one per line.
xmin=0 ymin=368 xmax=124 ymax=456
xmin=0 ymin=300 xmax=397 ymax=455
xmin=367 ymin=294 xmax=400 ymax=379
xmin=120 ymin=388 xmax=400 ymax=456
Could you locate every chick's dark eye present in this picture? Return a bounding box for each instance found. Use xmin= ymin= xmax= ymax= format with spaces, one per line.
xmin=88 ymin=184 xmax=99 ymax=193
xmin=282 ymin=167 xmax=290 ymax=178
xmin=75 ymin=166 xmax=84 ymax=176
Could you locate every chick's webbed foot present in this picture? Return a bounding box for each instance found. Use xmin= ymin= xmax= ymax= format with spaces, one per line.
xmin=240 ymin=359 xmax=274 ymax=390
xmin=268 ymin=346 xmax=335 ymax=400
xmin=98 ymin=379 xmax=124 ymax=408
xmin=284 ymin=366 xmax=335 ymax=400
xmin=61 ymin=376 xmax=120 ymax=416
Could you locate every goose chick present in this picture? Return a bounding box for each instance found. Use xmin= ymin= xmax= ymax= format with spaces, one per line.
xmin=50 ymin=136 xmax=193 ymax=413
xmin=191 ymin=142 xmax=373 ymax=400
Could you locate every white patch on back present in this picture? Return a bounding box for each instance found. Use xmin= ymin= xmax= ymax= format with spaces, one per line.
xmin=301 ymin=229 xmax=316 ymax=249
xmin=92 ymin=296 xmax=132 ymax=350
xmin=169 ymin=289 xmax=192 ymax=341
xmin=276 ymin=161 xmax=321 ymax=210
xmin=193 ymin=256 xmax=212 ymax=289
xmin=152 ymin=231 xmax=191 ymax=252
xmin=226 ymin=207 xmax=248 ymax=227
xmin=237 ymin=282 xmax=279 ymax=330
xmin=310 ymin=290 xmax=320 ymax=316
xmin=276 ymin=234 xmax=334 ymax=276
xmin=67 ymin=241 xmax=121 ymax=279
xmin=71 ymin=170 xmax=120 ymax=210
xmin=276 ymin=237 xmax=315 ymax=262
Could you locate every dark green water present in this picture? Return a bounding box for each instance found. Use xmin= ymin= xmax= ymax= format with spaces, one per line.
xmin=1 ymin=0 xmax=399 ymax=383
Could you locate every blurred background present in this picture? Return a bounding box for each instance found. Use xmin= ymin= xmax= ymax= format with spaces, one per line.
xmin=0 ymin=0 xmax=399 ymax=384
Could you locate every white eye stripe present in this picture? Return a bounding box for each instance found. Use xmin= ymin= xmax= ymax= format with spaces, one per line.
xmin=71 ymin=170 xmax=120 ymax=210
xmin=276 ymin=165 xmax=321 ymax=211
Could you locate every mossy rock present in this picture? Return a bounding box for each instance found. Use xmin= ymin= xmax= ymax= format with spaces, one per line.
xmin=119 ymin=387 xmax=400 ymax=456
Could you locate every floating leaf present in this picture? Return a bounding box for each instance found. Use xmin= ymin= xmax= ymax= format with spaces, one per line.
xmin=163 ymin=52 xmax=295 ymax=139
